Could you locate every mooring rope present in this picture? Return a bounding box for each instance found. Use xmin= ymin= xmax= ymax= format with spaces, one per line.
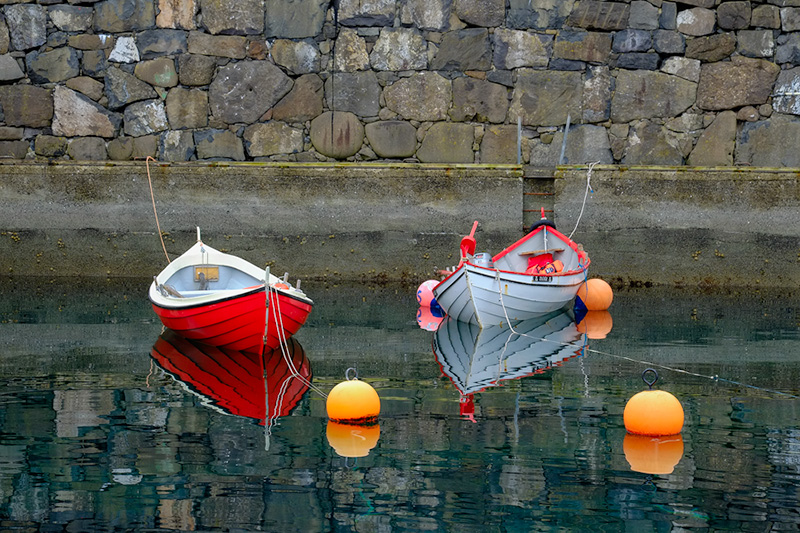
xmin=144 ymin=156 xmax=170 ymax=264
xmin=567 ymin=161 xmax=598 ymax=241
xmin=487 ymin=273 xmax=800 ymax=399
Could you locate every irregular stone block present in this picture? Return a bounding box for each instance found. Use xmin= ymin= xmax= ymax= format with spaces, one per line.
xmin=0 ymin=53 xmax=23 ymax=81
xmin=243 ymin=122 xmax=304 ymax=157
xmin=508 ymin=0 xmax=575 ymax=30
xmin=737 ymin=30 xmax=775 ymax=58
xmin=677 ymin=8 xmax=715 ymax=37
xmin=567 ymin=1 xmax=630 ymax=31
xmin=209 ymin=61 xmax=292 ymax=124
xmin=107 ymin=136 xmax=133 ymax=159
xmin=94 ymin=0 xmax=155 ymax=33
xmin=431 ymin=28 xmax=491 ymax=70
xmin=107 ymin=36 xmax=139 ymax=63
xmin=559 ymin=124 xmax=613 ymax=165
xmin=135 ymin=57 xmax=178 ymax=87
xmin=554 ymin=30 xmax=612 ymax=63
xmin=67 ymin=137 xmax=108 ymax=160
xmin=612 ymin=29 xmax=652 ymax=53
xmin=697 ymin=57 xmax=780 ymax=111
xmin=660 ymin=2 xmax=677 ymax=30
xmin=69 ymin=34 xmax=115 ymax=50
xmin=370 ymin=28 xmax=427 ymax=71
xmin=480 ymin=124 xmax=519 ymax=164
xmin=272 ymin=74 xmax=323 ymax=123
xmin=124 ymin=100 xmax=169 ymax=137
xmin=616 ymin=52 xmax=659 ymax=70
xmin=165 ymin=87 xmax=208 ymax=128
xmin=309 ymin=111 xmax=364 ymax=159
xmin=338 ymin=0 xmax=395 ymax=27
xmin=5 ymin=4 xmax=46 ymax=51
xmin=509 ymin=69 xmax=582 ymax=126
xmin=193 ymin=128 xmax=245 ymax=160
xmin=450 ymin=77 xmax=509 ymax=123
xmin=200 ymin=0 xmax=262 ymax=35
xmin=629 ymin=1 xmax=659 ymax=30
xmin=265 ymin=0 xmax=327 ymax=38
xmin=49 ymin=5 xmax=94 ymax=32
xmin=156 ymin=0 xmax=196 ymax=30
xmin=687 ymin=110 xmax=736 ymax=166
xmin=0 ymin=85 xmax=53 ymax=127
xmin=718 ymin=1 xmax=751 ymax=30
xmin=400 ymin=0 xmax=450 ymax=32
xmin=456 ymin=0 xmax=504 ymax=27
xmin=0 ymin=140 xmax=29 ymax=159
xmin=736 ymin=115 xmax=800 ymax=166
xmin=105 ymin=66 xmax=158 ymax=109
xmin=325 ymin=71 xmax=381 ymax=117
xmin=384 ymin=72 xmax=452 ymax=121
xmin=611 ymin=70 xmax=696 ymax=122
xmin=417 ymin=122 xmax=474 ymax=163
xmin=178 ymin=53 xmax=216 ymax=85
xmin=621 ymin=120 xmax=684 ymax=165
xmin=82 ymin=50 xmax=107 ymax=77
xmin=35 ymin=135 xmax=68 ymax=157
xmin=660 ymin=57 xmax=701 ymax=82
xmin=52 ymin=86 xmax=121 ymax=138
xmin=752 ymin=4 xmax=780 ymax=29
xmin=776 ymin=33 xmax=800 ymax=64
xmin=493 ymin=29 xmax=550 ymax=69
xmin=686 ymin=33 xmax=736 ymax=62
xmin=271 ymin=39 xmax=320 ymax=75
xmin=187 ymin=31 xmax=247 ymax=58
xmin=582 ymin=65 xmax=611 ymax=123
xmin=333 ymin=28 xmax=369 ymax=72
xmin=365 ymin=120 xmax=416 ymax=159
xmin=137 ymin=29 xmax=188 ymax=58
xmin=160 ymin=129 xmax=195 ymax=161
xmin=772 ymin=67 xmax=800 ymax=115
xmin=0 ymin=18 xmax=9 ymax=55
xmin=781 ymin=7 xmax=800 ymax=32
xmin=653 ymin=29 xmax=685 ymax=54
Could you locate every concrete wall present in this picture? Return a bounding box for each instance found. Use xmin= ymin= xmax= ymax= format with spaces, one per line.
xmin=555 ymin=165 xmax=800 ymax=288
xmin=1 ymin=161 xmax=797 ymax=288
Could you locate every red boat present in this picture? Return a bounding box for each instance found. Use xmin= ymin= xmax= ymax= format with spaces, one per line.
xmin=150 ymin=329 xmax=311 ymax=425
xmin=149 ymin=230 xmax=313 ymax=354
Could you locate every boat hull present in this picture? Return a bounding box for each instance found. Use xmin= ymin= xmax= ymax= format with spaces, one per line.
xmin=433 ymin=221 xmax=589 ymax=328
xmin=149 ymin=237 xmax=313 ymax=354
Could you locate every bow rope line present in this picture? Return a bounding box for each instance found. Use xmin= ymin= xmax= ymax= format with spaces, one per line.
xmin=145 ymin=156 xmax=170 ymax=263
xmin=490 ymin=270 xmax=800 ymax=399
xmin=567 ymin=161 xmax=598 ymax=241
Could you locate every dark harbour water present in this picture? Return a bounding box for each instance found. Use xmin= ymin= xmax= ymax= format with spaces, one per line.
xmin=0 ymin=277 xmax=799 ymax=532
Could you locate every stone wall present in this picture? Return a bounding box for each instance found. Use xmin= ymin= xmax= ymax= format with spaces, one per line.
xmin=0 ymin=0 xmax=799 ymax=166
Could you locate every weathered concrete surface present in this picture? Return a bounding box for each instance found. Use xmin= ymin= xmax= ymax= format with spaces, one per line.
xmin=0 ymin=161 xmax=522 ymax=283
xmin=555 ymin=166 xmax=799 ymax=288
xmin=1 ymin=162 xmax=797 ymax=288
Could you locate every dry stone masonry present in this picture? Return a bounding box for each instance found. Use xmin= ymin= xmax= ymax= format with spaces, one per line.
xmin=0 ymin=0 xmax=798 ymax=166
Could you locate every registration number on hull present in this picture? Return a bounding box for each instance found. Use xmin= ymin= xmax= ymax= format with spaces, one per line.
xmin=531 ymin=275 xmax=552 ymax=282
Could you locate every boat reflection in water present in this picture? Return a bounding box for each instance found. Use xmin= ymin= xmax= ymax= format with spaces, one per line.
xmin=150 ymin=329 xmax=311 ymax=445
xmin=432 ymin=308 xmax=589 ymax=420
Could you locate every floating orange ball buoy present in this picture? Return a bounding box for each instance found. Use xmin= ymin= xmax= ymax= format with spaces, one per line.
xmin=326 ymin=421 xmax=381 ymax=458
xmin=623 ymin=433 xmax=684 ymax=475
xmin=576 ymin=278 xmax=613 ymax=311
xmin=624 ymin=369 xmax=684 ymax=436
xmin=416 ymin=279 xmax=438 ymax=306
xmin=326 ymin=370 xmax=380 ymax=425
xmin=576 ymin=310 xmax=613 ymax=339
xmin=417 ymin=306 xmax=444 ymax=331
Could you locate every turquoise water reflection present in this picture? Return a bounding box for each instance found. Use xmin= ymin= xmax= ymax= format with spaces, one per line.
xmin=0 ymin=278 xmax=798 ymax=530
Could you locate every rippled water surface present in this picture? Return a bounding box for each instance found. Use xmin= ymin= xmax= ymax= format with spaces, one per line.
xmin=0 ymin=278 xmax=798 ymax=531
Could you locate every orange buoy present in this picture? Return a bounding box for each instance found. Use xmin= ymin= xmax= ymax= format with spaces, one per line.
xmin=576 ymin=278 xmax=613 ymax=311
xmin=624 ymin=369 xmax=684 ymax=436
xmin=326 ymin=371 xmax=380 ymax=425
xmin=326 ymin=421 xmax=381 ymax=458
xmin=416 ymin=279 xmax=439 ymax=306
xmin=576 ymin=310 xmax=613 ymax=339
xmin=623 ymin=433 xmax=684 ymax=475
